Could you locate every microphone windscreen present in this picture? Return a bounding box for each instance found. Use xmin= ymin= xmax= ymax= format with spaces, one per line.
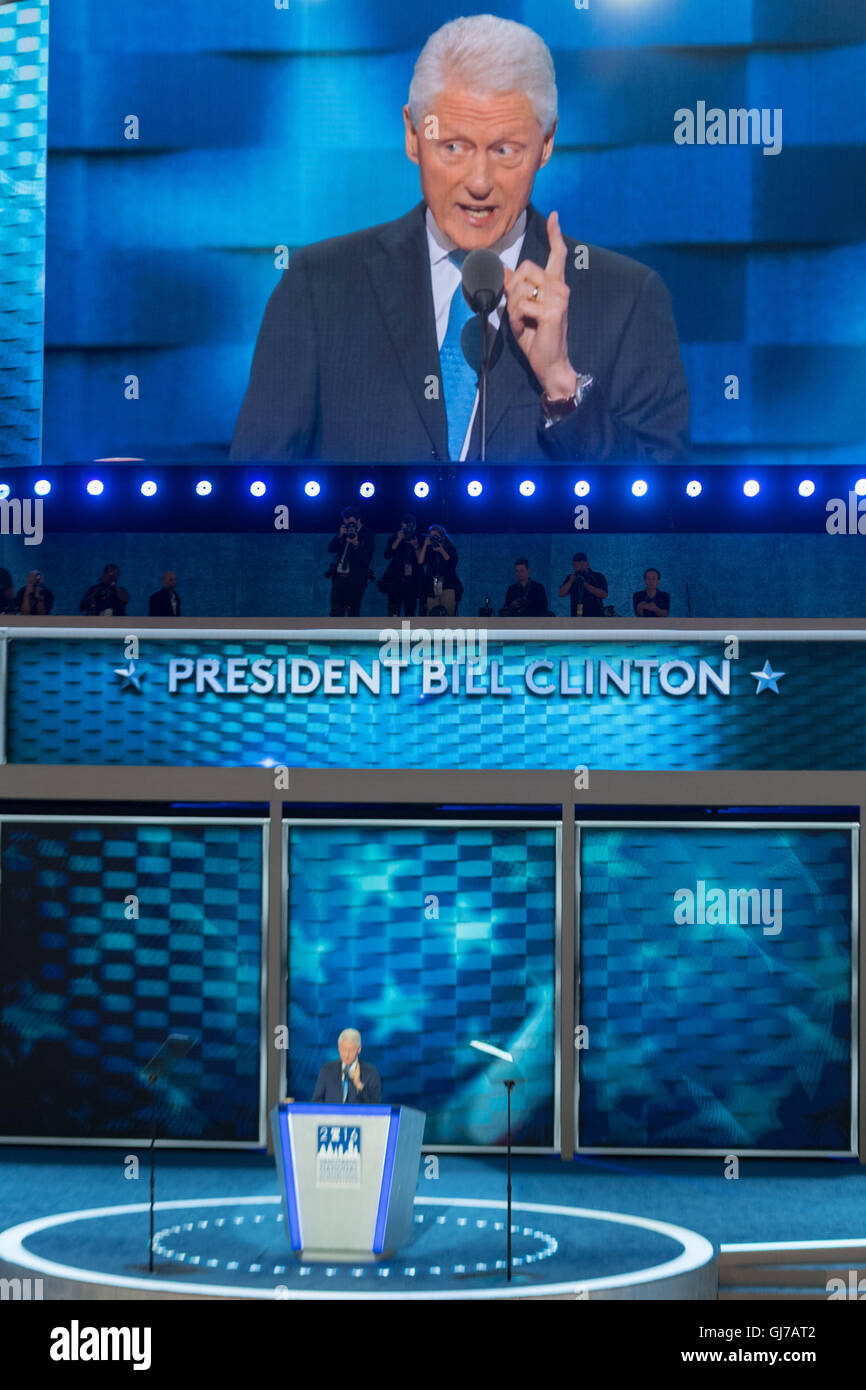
xmin=462 ymin=249 xmax=504 ymax=313
xmin=459 ymin=316 xmax=504 ymax=375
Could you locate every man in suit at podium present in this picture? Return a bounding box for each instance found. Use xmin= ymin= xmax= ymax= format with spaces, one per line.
xmin=231 ymin=14 xmax=688 ymax=465
xmin=312 ymin=1028 xmax=382 ymax=1104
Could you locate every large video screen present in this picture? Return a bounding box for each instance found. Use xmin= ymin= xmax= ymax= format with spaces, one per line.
xmin=286 ymin=821 xmax=558 ymax=1147
xmin=39 ymin=2 xmax=865 ymax=466
xmin=577 ymin=823 xmax=855 ymax=1153
xmin=0 ymin=819 xmax=266 ymax=1143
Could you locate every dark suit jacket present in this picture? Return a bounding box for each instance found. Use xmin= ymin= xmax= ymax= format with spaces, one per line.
xmin=312 ymin=1059 xmax=382 ymax=1105
xmin=231 ymin=202 xmax=689 ymax=464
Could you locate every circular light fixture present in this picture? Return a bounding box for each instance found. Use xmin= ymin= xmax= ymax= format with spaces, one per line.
xmin=413 ymin=480 xmax=429 ymax=499
xmin=249 ymin=480 xmax=267 ymax=497
xmin=140 ymin=480 xmax=157 ymax=497
xmin=854 ymin=479 xmax=866 ymax=497
xmin=34 ymin=479 xmax=51 ymax=496
xmin=304 ymin=480 xmax=320 ymax=497
xmin=518 ymin=479 xmax=535 ymax=497
xmin=86 ymin=479 xmax=104 ymax=496
xmin=195 ymin=479 xmax=213 ymax=497
xmin=685 ymin=480 xmax=702 ymax=498
xmin=743 ymin=479 xmax=760 ymax=498
xmin=797 ymin=479 xmax=815 ymax=498
xmin=631 ymin=479 xmax=647 ymax=497
xmin=359 ymin=481 xmax=375 ymax=498
xmin=573 ymin=480 xmax=590 ymax=498
xmin=0 ymin=483 xmax=10 ymax=501
xmin=467 ymin=480 xmax=483 ymax=497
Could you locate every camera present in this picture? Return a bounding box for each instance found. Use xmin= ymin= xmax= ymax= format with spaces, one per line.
xmin=402 ymin=517 xmax=416 ymax=539
xmin=346 ymin=520 xmax=358 ymax=539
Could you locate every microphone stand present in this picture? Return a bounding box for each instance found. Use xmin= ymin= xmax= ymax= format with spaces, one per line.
xmin=479 ymin=307 xmax=491 ymax=463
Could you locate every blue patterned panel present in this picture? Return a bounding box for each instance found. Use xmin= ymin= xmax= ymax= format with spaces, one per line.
xmin=287 ymin=824 xmax=557 ymax=1146
xmin=578 ymin=826 xmax=853 ymax=1151
xmin=0 ymin=820 xmax=264 ymax=1141
xmin=6 ymin=636 xmax=866 ymax=770
xmin=0 ymin=2 xmax=48 ymax=466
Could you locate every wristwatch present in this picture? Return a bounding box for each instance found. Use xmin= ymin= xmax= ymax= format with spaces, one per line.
xmin=541 ymin=372 xmax=594 ymax=425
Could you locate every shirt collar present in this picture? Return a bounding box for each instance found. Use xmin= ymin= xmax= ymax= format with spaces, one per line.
xmin=425 ymin=207 xmax=528 ymax=266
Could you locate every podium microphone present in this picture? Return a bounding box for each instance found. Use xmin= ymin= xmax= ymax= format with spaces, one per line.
xmin=461 ymin=249 xmax=504 ymax=463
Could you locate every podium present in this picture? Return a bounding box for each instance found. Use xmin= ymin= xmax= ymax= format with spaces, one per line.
xmin=271 ymin=1102 xmax=426 ymax=1261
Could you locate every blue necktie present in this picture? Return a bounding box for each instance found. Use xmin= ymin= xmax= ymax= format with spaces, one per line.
xmin=342 ymin=1070 xmax=348 ymax=1102
xmin=439 ymin=251 xmax=477 ymax=462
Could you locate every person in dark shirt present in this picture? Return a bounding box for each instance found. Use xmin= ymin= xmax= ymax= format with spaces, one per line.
xmin=500 ymin=557 xmax=548 ymax=617
xmin=633 ymin=567 xmax=670 ymax=618
xmin=558 ymin=551 xmax=607 ymax=617
xmin=79 ymin=563 xmax=129 ymax=616
xmin=17 ymin=569 xmax=54 ymax=615
xmin=149 ymin=570 xmax=181 ymax=617
xmin=0 ymin=566 xmax=17 ymax=613
xmin=327 ymin=506 xmax=375 ymax=616
xmin=419 ymin=524 xmax=462 ymax=615
xmin=378 ymin=513 xmax=424 ymax=616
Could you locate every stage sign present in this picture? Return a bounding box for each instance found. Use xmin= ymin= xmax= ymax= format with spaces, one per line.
xmin=4 ymin=631 xmax=866 ymax=769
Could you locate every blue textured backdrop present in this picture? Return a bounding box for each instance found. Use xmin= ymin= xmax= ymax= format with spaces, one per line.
xmin=286 ymin=823 xmax=557 ymax=1146
xmin=578 ymin=826 xmax=853 ymax=1151
xmin=0 ymin=819 xmax=265 ymax=1142
xmin=0 ymin=2 xmax=48 ymax=467
xmin=41 ymin=0 xmax=866 ymax=464
xmin=5 ymin=635 xmax=866 ymax=771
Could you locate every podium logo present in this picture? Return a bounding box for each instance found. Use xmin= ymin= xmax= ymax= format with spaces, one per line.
xmin=316 ymin=1124 xmax=362 ymax=1189
xmin=49 ymin=1321 xmax=152 ymax=1370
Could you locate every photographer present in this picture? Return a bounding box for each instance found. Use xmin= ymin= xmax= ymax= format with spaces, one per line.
xmin=419 ymin=524 xmax=462 ymax=616
xmin=500 ymin=558 xmax=548 ymax=617
xmin=0 ymin=567 xmax=16 ymax=614
xmin=326 ymin=506 xmax=375 ymax=616
xmin=558 ymin=551 xmax=607 ymax=618
xmin=17 ymin=569 xmax=55 ymax=616
xmin=633 ymin=567 xmax=670 ymax=618
xmin=378 ymin=513 xmax=424 ymax=616
xmin=79 ymin=563 xmax=130 ymax=617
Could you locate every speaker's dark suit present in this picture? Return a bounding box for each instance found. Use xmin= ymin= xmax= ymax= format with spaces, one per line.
xmin=312 ymin=1059 xmax=382 ymax=1105
xmin=230 ymin=202 xmax=689 ymax=464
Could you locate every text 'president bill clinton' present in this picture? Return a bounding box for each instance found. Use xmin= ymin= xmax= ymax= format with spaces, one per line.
xmin=231 ymin=14 xmax=689 ymax=465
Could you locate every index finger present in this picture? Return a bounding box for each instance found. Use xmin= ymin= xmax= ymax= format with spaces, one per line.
xmin=545 ymin=210 xmax=567 ymax=279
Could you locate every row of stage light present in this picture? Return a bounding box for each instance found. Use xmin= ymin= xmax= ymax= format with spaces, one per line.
xmin=5 ymin=476 xmax=866 ymax=501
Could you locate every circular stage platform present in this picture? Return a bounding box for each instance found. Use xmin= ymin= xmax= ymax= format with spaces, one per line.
xmin=0 ymin=1194 xmax=716 ymax=1300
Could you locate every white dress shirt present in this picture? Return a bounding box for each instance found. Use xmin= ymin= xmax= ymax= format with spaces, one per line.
xmin=426 ymin=207 xmax=527 ymax=461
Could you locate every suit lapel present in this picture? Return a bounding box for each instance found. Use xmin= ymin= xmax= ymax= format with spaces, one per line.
xmin=468 ymin=204 xmax=549 ymax=456
xmin=365 ymin=204 xmax=449 ymax=461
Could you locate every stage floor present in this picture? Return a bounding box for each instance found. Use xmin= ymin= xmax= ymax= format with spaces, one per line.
xmin=1 ymin=1149 xmax=864 ymax=1300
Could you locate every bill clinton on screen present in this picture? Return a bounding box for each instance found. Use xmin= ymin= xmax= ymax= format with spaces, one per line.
xmin=231 ymin=14 xmax=689 ymax=464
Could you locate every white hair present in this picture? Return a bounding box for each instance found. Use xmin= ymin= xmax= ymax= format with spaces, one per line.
xmin=339 ymin=1028 xmax=361 ymax=1046
xmin=408 ymin=15 xmax=558 ymax=136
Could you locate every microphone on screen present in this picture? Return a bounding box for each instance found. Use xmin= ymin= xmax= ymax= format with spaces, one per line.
xmin=461 ymin=249 xmax=505 ymax=462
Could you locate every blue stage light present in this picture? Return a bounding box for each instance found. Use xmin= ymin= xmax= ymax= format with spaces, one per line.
xmin=34 ymin=479 xmax=51 ymax=496
xmin=855 ymin=479 xmax=866 ymax=497
xmin=686 ymin=479 xmax=702 ymax=497
xmin=467 ymin=480 xmax=483 ymax=497
xmin=573 ymin=480 xmax=590 ymax=497
xmin=743 ymin=479 xmax=760 ymax=497
xmin=359 ymin=481 xmax=375 ymax=498
xmin=249 ymin=480 xmax=267 ymax=497
xmin=414 ymin=480 xmax=429 ymax=498
xmin=518 ymin=479 xmax=535 ymax=496
xmin=140 ymin=480 xmax=157 ymax=497
xmin=631 ymin=479 xmax=647 ymax=497
xmin=798 ymin=479 xmax=815 ymax=498
xmin=86 ymin=479 xmax=104 ymax=496
xmin=0 ymin=483 xmax=9 ymax=501
xmin=195 ymin=479 xmax=213 ymax=497
xmin=304 ymin=480 xmax=320 ymax=497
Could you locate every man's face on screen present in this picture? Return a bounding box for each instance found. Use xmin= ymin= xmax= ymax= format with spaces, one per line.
xmin=403 ymin=86 xmax=555 ymax=249
xmin=338 ymin=1038 xmax=360 ymax=1067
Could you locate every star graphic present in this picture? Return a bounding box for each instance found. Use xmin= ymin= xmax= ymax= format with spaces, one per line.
xmin=113 ymin=659 xmax=147 ymax=692
xmin=750 ymin=659 xmax=785 ymax=694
